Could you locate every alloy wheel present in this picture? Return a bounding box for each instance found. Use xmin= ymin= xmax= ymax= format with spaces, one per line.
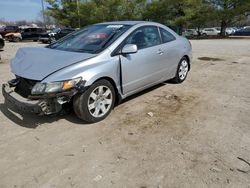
xmin=87 ymin=85 xmax=113 ymax=118
xmin=178 ymin=59 xmax=189 ymax=80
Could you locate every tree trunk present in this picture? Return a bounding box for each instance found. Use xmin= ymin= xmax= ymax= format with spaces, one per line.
xmin=220 ymin=20 xmax=227 ymax=37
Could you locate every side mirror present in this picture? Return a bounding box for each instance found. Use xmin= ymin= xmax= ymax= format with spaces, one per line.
xmin=121 ymin=44 xmax=138 ymax=54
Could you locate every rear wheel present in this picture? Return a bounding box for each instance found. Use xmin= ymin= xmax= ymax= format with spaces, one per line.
xmin=172 ymin=57 xmax=189 ymax=83
xmin=13 ymin=37 xmax=21 ymax=42
xmin=73 ymin=79 xmax=115 ymax=123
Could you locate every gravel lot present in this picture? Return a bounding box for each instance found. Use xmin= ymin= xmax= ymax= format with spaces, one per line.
xmin=0 ymin=39 xmax=250 ymax=188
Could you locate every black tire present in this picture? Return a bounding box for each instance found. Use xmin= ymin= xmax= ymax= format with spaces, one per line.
xmin=49 ymin=37 xmax=56 ymax=44
xmin=73 ymin=79 xmax=116 ymax=123
xmin=13 ymin=37 xmax=21 ymax=42
xmin=172 ymin=57 xmax=189 ymax=83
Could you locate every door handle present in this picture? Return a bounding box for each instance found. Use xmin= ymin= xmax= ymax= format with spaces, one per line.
xmin=157 ymin=49 xmax=163 ymax=55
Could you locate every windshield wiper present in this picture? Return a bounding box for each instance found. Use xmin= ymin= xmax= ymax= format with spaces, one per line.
xmin=73 ymin=48 xmax=95 ymax=53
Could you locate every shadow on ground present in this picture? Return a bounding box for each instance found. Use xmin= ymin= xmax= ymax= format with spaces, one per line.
xmin=0 ymin=81 xmax=176 ymax=129
xmin=0 ymin=102 xmax=85 ymax=129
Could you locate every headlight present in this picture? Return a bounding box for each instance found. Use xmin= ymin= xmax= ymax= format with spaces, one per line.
xmin=31 ymin=77 xmax=82 ymax=95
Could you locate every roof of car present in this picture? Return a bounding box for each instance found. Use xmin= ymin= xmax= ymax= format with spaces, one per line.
xmin=96 ymin=21 xmax=150 ymax=26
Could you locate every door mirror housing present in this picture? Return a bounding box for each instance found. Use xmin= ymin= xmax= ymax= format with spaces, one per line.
xmin=121 ymin=44 xmax=138 ymax=54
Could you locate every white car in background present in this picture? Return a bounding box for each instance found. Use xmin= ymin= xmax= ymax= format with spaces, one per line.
xmin=182 ymin=29 xmax=198 ymax=37
xmin=215 ymin=27 xmax=236 ymax=35
xmin=226 ymin=27 xmax=236 ymax=35
xmin=201 ymin=28 xmax=220 ymax=36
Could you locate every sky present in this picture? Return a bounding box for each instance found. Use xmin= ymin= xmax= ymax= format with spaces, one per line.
xmin=0 ymin=0 xmax=49 ymax=22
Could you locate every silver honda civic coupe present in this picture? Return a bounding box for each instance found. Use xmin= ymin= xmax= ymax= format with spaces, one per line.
xmin=2 ymin=21 xmax=192 ymax=123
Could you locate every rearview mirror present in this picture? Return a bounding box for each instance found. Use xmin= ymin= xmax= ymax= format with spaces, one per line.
xmin=121 ymin=44 xmax=138 ymax=54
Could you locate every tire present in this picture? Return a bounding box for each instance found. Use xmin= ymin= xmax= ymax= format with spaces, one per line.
xmin=49 ymin=37 xmax=56 ymax=44
xmin=202 ymin=33 xmax=207 ymax=37
xmin=73 ymin=79 xmax=116 ymax=123
xmin=13 ymin=37 xmax=21 ymax=42
xmin=172 ymin=57 xmax=189 ymax=83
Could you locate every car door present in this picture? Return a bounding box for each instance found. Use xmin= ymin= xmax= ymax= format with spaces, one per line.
xmin=21 ymin=28 xmax=32 ymax=40
xmin=211 ymin=29 xmax=218 ymax=35
xmin=206 ymin=29 xmax=211 ymax=35
xmin=120 ymin=26 xmax=166 ymax=95
xmin=158 ymin=27 xmax=180 ymax=79
xmin=243 ymin=28 xmax=250 ymax=35
xmin=35 ymin=28 xmax=41 ymax=39
xmin=30 ymin=28 xmax=37 ymax=39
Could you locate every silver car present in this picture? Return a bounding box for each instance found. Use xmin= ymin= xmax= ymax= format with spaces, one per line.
xmin=2 ymin=21 xmax=192 ymax=123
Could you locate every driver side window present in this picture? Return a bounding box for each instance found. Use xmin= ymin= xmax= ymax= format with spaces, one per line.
xmin=125 ymin=26 xmax=161 ymax=50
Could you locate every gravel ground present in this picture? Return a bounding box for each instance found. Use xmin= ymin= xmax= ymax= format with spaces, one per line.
xmin=0 ymin=39 xmax=250 ymax=188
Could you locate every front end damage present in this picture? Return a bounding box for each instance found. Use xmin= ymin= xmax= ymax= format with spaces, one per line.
xmin=5 ymin=32 xmax=22 ymax=42
xmin=2 ymin=77 xmax=86 ymax=115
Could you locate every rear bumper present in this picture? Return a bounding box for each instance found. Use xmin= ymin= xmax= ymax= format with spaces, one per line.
xmin=2 ymin=83 xmax=53 ymax=115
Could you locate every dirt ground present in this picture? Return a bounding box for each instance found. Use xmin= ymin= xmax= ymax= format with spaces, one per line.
xmin=0 ymin=39 xmax=250 ymax=188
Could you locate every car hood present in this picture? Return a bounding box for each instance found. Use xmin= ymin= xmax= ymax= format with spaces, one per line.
xmin=11 ymin=47 xmax=96 ymax=80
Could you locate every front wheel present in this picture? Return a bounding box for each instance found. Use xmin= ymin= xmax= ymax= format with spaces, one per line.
xmin=172 ymin=57 xmax=189 ymax=83
xmin=73 ymin=79 xmax=115 ymax=123
xmin=49 ymin=37 xmax=56 ymax=44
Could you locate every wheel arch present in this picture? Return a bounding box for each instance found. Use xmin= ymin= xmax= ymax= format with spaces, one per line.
xmin=183 ymin=55 xmax=191 ymax=71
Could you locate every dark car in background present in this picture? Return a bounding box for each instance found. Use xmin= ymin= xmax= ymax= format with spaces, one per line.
xmin=233 ymin=27 xmax=250 ymax=36
xmin=0 ymin=34 xmax=4 ymax=63
xmin=5 ymin=27 xmax=46 ymax=42
xmin=0 ymin=26 xmax=20 ymax=37
xmin=39 ymin=28 xmax=76 ymax=43
xmin=0 ymin=34 xmax=4 ymax=49
xmin=21 ymin=28 xmax=46 ymax=41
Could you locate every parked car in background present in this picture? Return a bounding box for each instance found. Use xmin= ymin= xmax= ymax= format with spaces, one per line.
xmin=22 ymin=28 xmax=46 ymax=41
xmin=0 ymin=34 xmax=4 ymax=49
xmin=2 ymin=21 xmax=192 ymax=123
xmin=214 ymin=27 xmax=236 ymax=35
xmin=39 ymin=28 xmax=61 ymax=43
xmin=182 ymin=29 xmax=198 ymax=37
xmin=225 ymin=27 xmax=236 ymax=35
xmin=201 ymin=28 xmax=220 ymax=36
xmin=0 ymin=34 xmax=4 ymax=63
xmin=5 ymin=27 xmax=46 ymax=42
xmin=5 ymin=32 xmax=22 ymax=42
xmin=233 ymin=27 xmax=250 ymax=36
xmin=39 ymin=28 xmax=76 ymax=43
xmin=0 ymin=26 xmax=20 ymax=37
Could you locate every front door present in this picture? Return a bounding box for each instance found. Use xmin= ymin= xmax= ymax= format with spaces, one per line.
xmin=120 ymin=26 xmax=166 ymax=95
xmin=22 ymin=28 xmax=32 ymax=40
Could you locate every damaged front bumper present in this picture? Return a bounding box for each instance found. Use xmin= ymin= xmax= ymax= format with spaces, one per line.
xmin=2 ymin=83 xmax=77 ymax=115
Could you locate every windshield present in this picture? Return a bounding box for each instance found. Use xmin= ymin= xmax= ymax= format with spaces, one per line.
xmin=48 ymin=24 xmax=131 ymax=53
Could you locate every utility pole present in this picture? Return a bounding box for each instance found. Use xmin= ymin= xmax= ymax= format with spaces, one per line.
xmin=76 ymin=0 xmax=81 ymax=28
xmin=41 ymin=0 xmax=46 ymax=28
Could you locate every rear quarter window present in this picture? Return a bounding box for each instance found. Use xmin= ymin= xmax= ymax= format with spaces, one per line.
xmin=159 ymin=28 xmax=176 ymax=43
